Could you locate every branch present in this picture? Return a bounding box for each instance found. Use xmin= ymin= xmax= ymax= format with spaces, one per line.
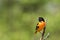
xmin=40 ymin=33 xmax=50 ymax=40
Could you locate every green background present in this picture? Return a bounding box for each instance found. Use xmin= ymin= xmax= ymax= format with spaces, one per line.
xmin=0 ymin=0 xmax=60 ymax=40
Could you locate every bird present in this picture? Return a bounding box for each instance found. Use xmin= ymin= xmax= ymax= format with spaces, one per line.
xmin=35 ymin=17 xmax=46 ymax=35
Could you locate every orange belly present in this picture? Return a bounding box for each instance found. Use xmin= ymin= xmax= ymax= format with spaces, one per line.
xmin=37 ymin=22 xmax=46 ymax=32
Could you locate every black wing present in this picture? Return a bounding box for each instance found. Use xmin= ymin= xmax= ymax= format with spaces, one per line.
xmin=36 ymin=23 xmax=39 ymax=30
xmin=36 ymin=26 xmax=39 ymax=30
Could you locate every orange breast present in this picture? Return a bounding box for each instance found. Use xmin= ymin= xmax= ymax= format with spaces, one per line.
xmin=37 ymin=22 xmax=46 ymax=32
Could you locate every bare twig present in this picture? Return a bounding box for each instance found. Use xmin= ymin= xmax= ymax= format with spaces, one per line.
xmin=40 ymin=33 xmax=50 ymax=40
xmin=44 ymin=33 xmax=50 ymax=40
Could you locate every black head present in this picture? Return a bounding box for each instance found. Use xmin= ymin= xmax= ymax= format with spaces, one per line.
xmin=38 ymin=17 xmax=45 ymax=22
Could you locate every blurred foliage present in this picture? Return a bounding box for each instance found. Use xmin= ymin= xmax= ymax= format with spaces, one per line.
xmin=0 ymin=0 xmax=60 ymax=40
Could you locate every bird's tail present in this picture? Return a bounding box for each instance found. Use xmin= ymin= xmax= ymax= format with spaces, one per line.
xmin=35 ymin=31 xmax=37 ymax=34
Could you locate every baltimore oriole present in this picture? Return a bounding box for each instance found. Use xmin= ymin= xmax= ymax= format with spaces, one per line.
xmin=35 ymin=17 xmax=46 ymax=35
